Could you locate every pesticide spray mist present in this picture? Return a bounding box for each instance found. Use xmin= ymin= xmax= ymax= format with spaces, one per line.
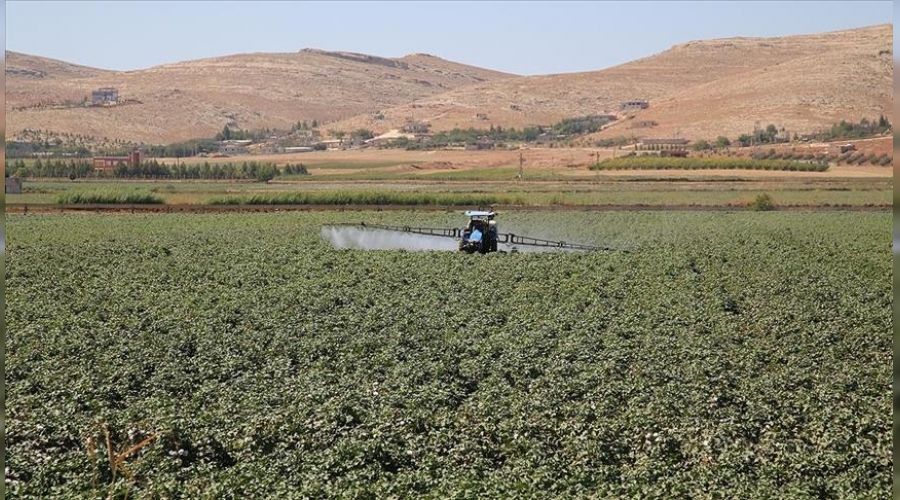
xmin=320 ymin=226 xmax=590 ymax=253
xmin=321 ymin=226 xmax=459 ymax=251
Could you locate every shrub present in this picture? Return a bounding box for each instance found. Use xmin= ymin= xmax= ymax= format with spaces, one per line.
xmin=56 ymin=190 xmax=164 ymax=204
xmin=749 ymin=193 xmax=775 ymax=211
xmin=691 ymin=140 xmax=711 ymax=151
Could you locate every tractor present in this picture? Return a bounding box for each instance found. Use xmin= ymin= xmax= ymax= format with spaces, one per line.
xmin=327 ymin=210 xmax=612 ymax=253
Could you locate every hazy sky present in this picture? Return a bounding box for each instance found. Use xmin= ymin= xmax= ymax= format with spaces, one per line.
xmin=5 ymin=1 xmax=893 ymax=75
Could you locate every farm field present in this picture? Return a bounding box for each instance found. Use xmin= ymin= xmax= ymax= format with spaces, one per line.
xmin=5 ymin=211 xmax=891 ymax=497
xmin=5 ymin=178 xmax=894 ymax=207
xmin=12 ymin=146 xmax=893 ymax=181
xmin=147 ymin=148 xmax=893 ymax=179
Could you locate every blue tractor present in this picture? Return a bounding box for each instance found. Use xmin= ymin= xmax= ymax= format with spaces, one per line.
xmin=458 ymin=211 xmax=499 ymax=254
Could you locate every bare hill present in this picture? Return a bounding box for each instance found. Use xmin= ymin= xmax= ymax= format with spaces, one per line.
xmin=333 ymin=24 xmax=892 ymax=140
xmin=7 ymin=24 xmax=892 ymax=144
xmin=6 ymin=49 xmax=513 ymax=143
xmin=6 ymin=51 xmax=112 ymax=79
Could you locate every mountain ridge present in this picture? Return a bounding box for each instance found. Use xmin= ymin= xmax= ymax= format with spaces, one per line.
xmin=5 ymin=23 xmax=892 ymax=144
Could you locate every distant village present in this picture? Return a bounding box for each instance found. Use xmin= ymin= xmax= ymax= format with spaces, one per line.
xmin=7 ymin=88 xmax=892 ymax=169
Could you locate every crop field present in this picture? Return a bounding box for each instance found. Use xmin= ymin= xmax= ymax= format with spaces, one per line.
xmin=5 ymin=178 xmax=894 ymax=207
xmin=6 ymin=211 xmax=891 ymax=497
xmin=591 ymin=157 xmax=829 ymax=172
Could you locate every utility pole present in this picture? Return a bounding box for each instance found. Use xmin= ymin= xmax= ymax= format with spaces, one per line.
xmin=517 ymin=151 xmax=525 ymax=181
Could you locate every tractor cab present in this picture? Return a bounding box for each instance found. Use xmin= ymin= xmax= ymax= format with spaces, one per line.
xmin=459 ymin=211 xmax=499 ymax=253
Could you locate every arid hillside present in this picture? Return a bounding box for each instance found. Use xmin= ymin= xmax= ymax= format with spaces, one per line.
xmin=7 ymin=24 xmax=892 ymax=144
xmin=333 ymin=24 xmax=892 ymax=140
xmin=6 ymin=49 xmax=514 ymax=143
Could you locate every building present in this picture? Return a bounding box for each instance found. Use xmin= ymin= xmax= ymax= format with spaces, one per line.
xmin=5 ymin=177 xmax=22 ymax=194
xmin=217 ymin=140 xmax=252 ymax=155
xmin=91 ymin=87 xmax=119 ymax=106
xmin=401 ymin=119 xmax=430 ymax=134
xmin=825 ymin=142 xmax=856 ymax=155
xmin=620 ymin=100 xmax=649 ymax=111
xmin=465 ymin=137 xmax=495 ymax=150
xmin=635 ymin=138 xmax=690 ymax=151
xmin=535 ymin=132 xmax=566 ymax=145
xmin=629 ymin=120 xmax=658 ymax=129
xmin=219 ymin=144 xmax=248 ymax=155
xmin=92 ymin=149 xmax=143 ymax=171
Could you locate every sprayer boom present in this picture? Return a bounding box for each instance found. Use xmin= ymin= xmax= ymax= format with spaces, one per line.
xmin=330 ymin=220 xmax=614 ymax=253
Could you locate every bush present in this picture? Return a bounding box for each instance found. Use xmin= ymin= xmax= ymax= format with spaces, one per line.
xmin=595 ymin=136 xmax=637 ymax=148
xmin=691 ymin=140 xmax=711 ymax=151
xmin=56 ymin=190 xmax=164 ymax=204
xmin=749 ymin=193 xmax=775 ymax=211
xmin=351 ymin=129 xmax=375 ymax=141
xmin=552 ymin=115 xmax=615 ymax=135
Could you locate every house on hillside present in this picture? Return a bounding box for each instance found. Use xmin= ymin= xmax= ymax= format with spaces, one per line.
xmin=217 ymin=140 xmax=252 ymax=155
xmin=91 ymin=87 xmax=119 ymax=106
xmin=401 ymin=119 xmax=430 ymax=134
xmin=535 ymin=132 xmax=566 ymax=145
xmin=630 ymin=120 xmax=658 ymax=129
xmin=620 ymin=100 xmax=649 ymax=111
xmin=465 ymin=137 xmax=495 ymax=150
xmin=830 ymin=143 xmax=857 ymax=154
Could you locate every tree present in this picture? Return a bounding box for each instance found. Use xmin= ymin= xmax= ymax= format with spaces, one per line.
xmin=714 ymin=136 xmax=731 ymax=148
xmin=256 ymin=163 xmax=278 ymax=182
xmin=330 ymin=130 xmax=346 ymax=144
xmin=691 ymin=139 xmax=711 ymax=151
xmin=221 ymin=125 xmax=232 ymax=141
xmin=352 ymin=129 xmax=374 ymax=141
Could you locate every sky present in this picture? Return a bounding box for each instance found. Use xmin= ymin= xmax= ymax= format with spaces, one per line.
xmin=5 ymin=1 xmax=893 ymax=75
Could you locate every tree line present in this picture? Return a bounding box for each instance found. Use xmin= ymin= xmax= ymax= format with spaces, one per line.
xmin=5 ymin=159 xmax=308 ymax=181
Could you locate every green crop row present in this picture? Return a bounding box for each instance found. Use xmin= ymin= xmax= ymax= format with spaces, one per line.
xmin=207 ymin=191 xmax=520 ymax=206
xmin=55 ymin=190 xmax=164 ymax=204
xmin=591 ymin=156 xmax=829 ymax=172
